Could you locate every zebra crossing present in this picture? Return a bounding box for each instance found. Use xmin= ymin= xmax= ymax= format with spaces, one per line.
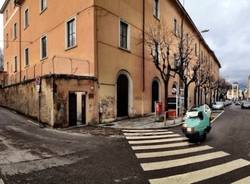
xmin=122 ymin=129 xmax=250 ymax=184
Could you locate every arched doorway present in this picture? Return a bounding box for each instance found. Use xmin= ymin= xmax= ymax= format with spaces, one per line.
xmin=152 ymin=80 xmax=160 ymax=112
xmin=117 ymin=74 xmax=129 ymax=117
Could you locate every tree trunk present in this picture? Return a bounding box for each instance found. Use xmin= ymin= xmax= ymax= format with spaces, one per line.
xmin=164 ymin=79 xmax=169 ymax=112
xmin=184 ymin=84 xmax=189 ymax=113
xmin=194 ymin=86 xmax=197 ymax=106
xmin=205 ymin=88 xmax=207 ymax=104
xmin=198 ymin=85 xmax=200 ymax=105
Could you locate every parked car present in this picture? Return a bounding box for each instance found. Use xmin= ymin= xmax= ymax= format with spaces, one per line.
xmin=183 ymin=104 xmax=211 ymax=121
xmin=182 ymin=106 xmax=211 ymax=141
xmin=212 ymin=101 xmax=224 ymax=110
xmin=224 ymin=100 xmax=232 ymax=106
xmin=241 ymin=101 xmax=250 ymax=109
xmin=235 ymin=101 xmax=241 ymax=106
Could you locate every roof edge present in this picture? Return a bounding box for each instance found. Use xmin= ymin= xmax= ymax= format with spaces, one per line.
xmin=0 ymin=0 xmax=10 ymax=13
xmin=175 ymin=0 xmax=222 ymax=69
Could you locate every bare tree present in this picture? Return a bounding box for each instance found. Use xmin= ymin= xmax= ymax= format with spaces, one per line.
xmin=172 ymin=20 xmax=200 ymax=111
xmin=216 ymin=78 xmax=231 ymax=100
xmin=194 ymin=55 xmax=211 ymax=105
xmin=145 ymin=23 xmax=174 ymax=110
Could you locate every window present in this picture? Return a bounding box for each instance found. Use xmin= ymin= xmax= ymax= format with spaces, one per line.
xmin=6 ymin=33 xmax=9 ymax=48
xmin=66 ymin=18 xmax=76 ymax=48
xmin=5 ymin=9 xmax=8 ymax=22
xmin=174 ymin=19 xmax=177 ymax=35
xmin=185 ymin=33 xmax=189 ymax=45
xmin=195 ymin=43 xmax=197 ymax=56
xmin=14 ymin=56 xmax=17 ymax=72
xmin=40 ymin=0 xmax=47 ymax=12
xmin=40 ymin=36 xmax=47 ymax=60
xmin=24 ymin=48 xmax=29 ymax=66
xmin=120 ymin=20 xmax=129 ymax=50
xmin=13 ymin=23 xmax=17 ymax=40
xmin=24 ymin=9 xmax=29 ymax=29
xmin=153 ymin=0 xmax=160 ymax=19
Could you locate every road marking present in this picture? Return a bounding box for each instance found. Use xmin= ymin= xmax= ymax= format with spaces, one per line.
xmin=135 ymin=145 xmax=213 ymax=159
xmin=149 ymin=159 xmax=250 ymax=184
xmin=211 ymin=110 xmax=224 ymax=124
xmin=141 ymin=151 xmax=229 ymax=171
xmin=232 ymin=176 xmax=250 ymax=184
xmin=122 ymin=129 xmax=168 ymax=133
xmin=129 ymin=137 xmax=188 ymax=145
xmin=132 ymin=142 xmax=192 ymax=151
xmin=126 ymin=134 xmax=181 ymax=140
xmin=124 ymin=131 xmax=174 ymax=136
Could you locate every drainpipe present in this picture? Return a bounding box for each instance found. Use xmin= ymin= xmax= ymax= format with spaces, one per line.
xmin=142 ymin=0 xmax=145 ymax=92
xmin=142 ymin=0 xmax=145 ymax=115
xmin=18 ymin=6 xmax=22 ymax=83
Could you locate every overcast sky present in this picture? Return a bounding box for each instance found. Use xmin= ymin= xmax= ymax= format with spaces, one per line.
xmin=184 ymin=0 xmax=250 ymax=87
xmin=0 ymin=0 xmax=249 ymax=86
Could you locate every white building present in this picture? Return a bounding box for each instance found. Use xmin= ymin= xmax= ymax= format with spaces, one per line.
xmin=227 ymin=82 xmax=240 ymax=101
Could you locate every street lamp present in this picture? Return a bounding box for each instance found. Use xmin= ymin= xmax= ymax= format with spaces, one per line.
xmin=200 ymin=29 xmax=210 ymax=34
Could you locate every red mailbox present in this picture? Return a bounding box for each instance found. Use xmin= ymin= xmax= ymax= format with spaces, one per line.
xmin=155 ymin=102 xmax=163 ymax=115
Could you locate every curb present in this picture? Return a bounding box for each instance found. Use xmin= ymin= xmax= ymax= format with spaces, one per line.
xmin=98 ymin=120 xmax=184 ymax=130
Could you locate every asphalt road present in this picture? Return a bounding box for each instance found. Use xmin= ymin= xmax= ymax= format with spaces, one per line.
xmin=0 ymin=107 xmax=147 ymax=184
xmin=123 ymin=105 xmax=250 ymax=184
xmin=0 ymin=105 xmax=250 ymax=184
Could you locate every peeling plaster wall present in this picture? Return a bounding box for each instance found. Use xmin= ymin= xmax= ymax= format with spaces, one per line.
xmin=0 ymin=76 xmax=97 ymax=127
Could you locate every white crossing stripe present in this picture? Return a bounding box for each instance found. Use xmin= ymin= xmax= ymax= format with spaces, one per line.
xmin=141 ymin=151 xmax=229 ymax=171
xmin=136 ymin=145 xmax=213 ymax=159
xmin=122 ymin=129 xmax=169 ymax=133
xmin=124 ymin=131 xmax=174 ymax=136
xmin=149 ymin=159 xmax=250 ymax=184
xmin=0 ymin=179 xmax=4 ymax=184
xmin=232 ymin=176 xmax=250 ymax=184
xmin=129 ymin=137 xmax=188 ymax=145
xmin=132 ymin=142 xmax=192 ymax=151
xmin=126 ymin=134 xmax=181 ymax=140
xmin=211 ymin=110 xmax=224 ymax=124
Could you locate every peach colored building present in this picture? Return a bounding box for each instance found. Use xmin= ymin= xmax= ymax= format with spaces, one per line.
xmin=0 ymin=0 xmax=221 ymax=127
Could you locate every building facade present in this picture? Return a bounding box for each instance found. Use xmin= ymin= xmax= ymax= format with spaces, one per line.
xmin=0 ymin=0 xmax=221 ymax=127
xmin=248 ymin=76 xmax=250 ymax=99
xmin=227 ymin=82 xmax=240 ymax=101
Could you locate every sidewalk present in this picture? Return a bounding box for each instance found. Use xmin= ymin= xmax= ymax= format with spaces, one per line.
xmin=99 ymin=115 xmax=184 ymax=129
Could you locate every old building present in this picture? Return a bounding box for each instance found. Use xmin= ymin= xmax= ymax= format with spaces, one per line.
xmin=0 ymin=0 xmax=221 ymax=127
